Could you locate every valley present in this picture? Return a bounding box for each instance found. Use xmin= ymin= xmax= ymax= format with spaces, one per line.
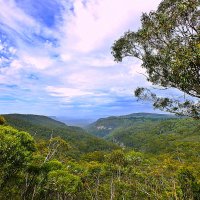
xmin=1 ymin=113 xmax=200 ymax=199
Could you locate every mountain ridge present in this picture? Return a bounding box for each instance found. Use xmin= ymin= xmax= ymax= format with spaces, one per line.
xmin=86 ymin=112 xmax=179 ymax=137
xmin=2 ymin=114 xmax=119 ymax=156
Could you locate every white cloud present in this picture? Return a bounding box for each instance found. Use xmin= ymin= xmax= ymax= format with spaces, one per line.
xmin=59 ymin=0 xmax=161 ymax=53
xmin=0 ymin=44 xmax=4 ymax=51
xmin=19 ymin=51 xmax=54 ymax=70
xmin=0 ymin=0 xmax=37 ymax=29
xmin=60 ymin=53 xmax=72 ymax=62
xmin=78 ymin=55 xmax=116 ymax=67
xmin=0 ymin=0 xmax=163 ymax=116
xmin=46 ymin=86 xmax=93 ymax=98
xmin=0 ymin=0 xmax=56 ymax=39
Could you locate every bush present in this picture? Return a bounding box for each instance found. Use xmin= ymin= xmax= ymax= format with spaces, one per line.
xmin=0 ymin=116 xmax=6 ymax=125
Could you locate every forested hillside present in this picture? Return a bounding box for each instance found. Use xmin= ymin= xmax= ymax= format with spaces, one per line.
xmin=107 ymin=118 xmax=200 ymax=154
xmin=1 ymin=115 xmax=200 ymax=200
xmin=86 ymin=113 xmax=178 ymax=137
xmin=3 ymin=114 xmax=119 ymax=156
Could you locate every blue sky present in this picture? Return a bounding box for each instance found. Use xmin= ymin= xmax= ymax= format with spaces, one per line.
xmin=0 ymin=0 xmax=166 ymax=118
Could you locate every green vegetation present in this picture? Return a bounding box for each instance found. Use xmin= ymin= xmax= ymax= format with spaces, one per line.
xmin=107 ymin=118 xmax=200 ymax=155
xmin=0 ymin=115 xmax=6 ymax=125
xmin=0 ymin=114 xmax=200 ymax=199
xmin=3 ymin=114 xmax=119 ymax=157
xmin=1 ymin=0 xmax=200 ymax=198
xmin=112 ymin=0 xmax=200 ymax=118
xmin=86 ymin=112 xmax=178 ymax=137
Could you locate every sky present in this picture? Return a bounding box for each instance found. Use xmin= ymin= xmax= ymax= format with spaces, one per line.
xmin=0 ymin=0 xmax=165 ymax=118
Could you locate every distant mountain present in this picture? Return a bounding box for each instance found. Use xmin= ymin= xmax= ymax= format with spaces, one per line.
xmin=86 ymin=112 xmax=179 ymax=137
xmin=51 ymin=116 xmax=94 ymax=127
xmin=3 ymin=114 xmax=119 ymax=156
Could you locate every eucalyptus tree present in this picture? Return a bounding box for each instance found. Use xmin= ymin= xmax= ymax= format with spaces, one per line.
xmin=112 ymin=0 xmax=200 ymax=118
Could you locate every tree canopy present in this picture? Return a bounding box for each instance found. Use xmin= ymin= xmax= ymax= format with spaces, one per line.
xmin=0 ymin=116 xmax=6 ymax=125
xmin=112 ymin=0 xmax=200 ymax=118
xmin=1 ymin=116 xmax=200 ymax=199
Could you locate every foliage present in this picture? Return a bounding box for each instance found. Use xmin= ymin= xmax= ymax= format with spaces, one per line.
xmin=112 ymin=0 xmax=200 ymax=118
xmin=0 ymin=126 xmax=36 ymax=198
xmin=0 ymin=115 xmax=6 ymax=125
xmin=107 ymin=118 xmax=200 ymax=156
xmin=178 ymin=169 xmax=200 ymax=200
xmin=87 ymin=112 xmax=177 ymax=137
xmin=3 ymin=114 xmax=119 ymax=157
xmin=45 ymin=170 xmax=82 ymax=199
xmin=0 ymin=114 xmax=200 ymax=199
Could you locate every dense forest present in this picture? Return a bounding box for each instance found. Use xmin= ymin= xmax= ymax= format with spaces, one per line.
xmin=86 ymin=113 xmax=179 ymax=137
xmin=0 ymin=114 xmax=200 ymax=199
xmin=3 ymin=114 xmax=118 ymax=158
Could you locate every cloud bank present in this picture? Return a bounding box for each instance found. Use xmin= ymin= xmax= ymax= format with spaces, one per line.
xmin=0 ymin=0 xmax=162 ymax=118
